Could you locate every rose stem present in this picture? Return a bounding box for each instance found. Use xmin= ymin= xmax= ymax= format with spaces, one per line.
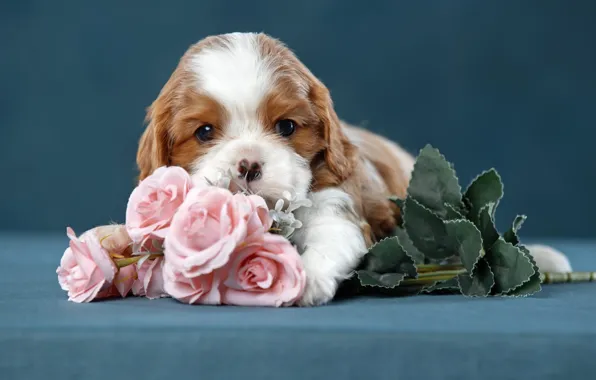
xmin=416 ymin=269 xmax=467 ymax=278
xmin=413 ymin=266 xmax=596 ymax=285
xmin=416 ymin=264 xmax=465 ymax=273
xmin=400 ymin=276 xmax=457 ymax=286
xmin=540 ymin=272 xmax=596 ymax=284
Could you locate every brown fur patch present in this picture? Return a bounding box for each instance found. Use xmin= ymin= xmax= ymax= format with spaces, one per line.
xmin=136 ymin=34 xmax=238 ymax=181
xmin=257 ymin=78 xmax=324 ymax=166
xmin=136 ymin=65 xmax=228 ymax=179
xmin=136 ymin=32 xmax=411 ymax=245
xmin=169 ymin=92 xmax=228 ymax=172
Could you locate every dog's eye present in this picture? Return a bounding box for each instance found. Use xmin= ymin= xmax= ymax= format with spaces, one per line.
xmin=195 ymin=125 xmax=214 ymax=142
xmin=275 ymin=119 xmax=296 ymax=137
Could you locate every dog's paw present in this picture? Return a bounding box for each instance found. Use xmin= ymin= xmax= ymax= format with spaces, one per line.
xmin=296 ymin=255 xmax=338 ymax=307
xmin=526 ymin=244 xmax=572 ymax=273
xmin=297 ymin=276 xmax=336 ymax=307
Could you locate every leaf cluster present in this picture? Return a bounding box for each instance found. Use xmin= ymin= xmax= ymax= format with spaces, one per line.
xmin=353 ymin=145 xmax=541 ymax=298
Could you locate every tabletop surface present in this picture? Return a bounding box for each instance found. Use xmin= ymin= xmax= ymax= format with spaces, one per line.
xmin=2 ymin=233 xmax=595 ymax=379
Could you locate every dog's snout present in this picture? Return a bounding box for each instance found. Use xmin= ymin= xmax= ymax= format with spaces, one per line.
xmin=238 ymin=159 xmax=262 ymax=182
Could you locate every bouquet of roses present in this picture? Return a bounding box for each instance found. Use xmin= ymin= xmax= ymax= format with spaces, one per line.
xmin=57 ymin=166 xmax=308 ymax=307
xmin=57 ymin=145 xmax=595 ymax=307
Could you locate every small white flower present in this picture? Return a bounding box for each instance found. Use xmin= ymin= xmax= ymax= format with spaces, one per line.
xmin=275 ymin=199 xmax=285 ymax=212
xmin=287 ymin=199 xmax=312 ymax=213
xmin=268 ymin=193 xmax=312 ymax=239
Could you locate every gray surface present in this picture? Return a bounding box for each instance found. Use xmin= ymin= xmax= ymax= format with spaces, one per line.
xmin=1 ymin=233 xmax=596 ymax=379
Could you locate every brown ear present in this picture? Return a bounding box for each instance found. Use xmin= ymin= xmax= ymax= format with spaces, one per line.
xmin=310 ymin=82 xmax=356 ymax=181
xmin=136 ymin=80 xmax=177 ymax=181
xmin=136 ymin=102 xmax=171 ymax=181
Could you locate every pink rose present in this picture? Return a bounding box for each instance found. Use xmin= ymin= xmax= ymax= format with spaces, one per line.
xmin=222 ymin=233 xmax=306 ymax=307
xmin=57 ymin=227 xmax=119 ymax=302
xmin=162 ymin=261 xmax=222 ymax=305
xmin=132 ymin=256 xmax=168 ymax=299
xmin=94 ymin=224 xmax=134 ymax=254
xmin=57 ymin=226 xmax=140 ymax=302
xmin=237 ymin=193 xmax=274 ymax=244
xmin=164 ymin=187 xmax=272 ymax=278
xmin=94 ymin=224 xmax=138 ymax=298
xmin=126 ymin=166 xmax=193 ymax=244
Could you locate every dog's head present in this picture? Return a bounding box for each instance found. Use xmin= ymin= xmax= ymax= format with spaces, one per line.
xmin=136 ymin=32 xmax=356 ymax=204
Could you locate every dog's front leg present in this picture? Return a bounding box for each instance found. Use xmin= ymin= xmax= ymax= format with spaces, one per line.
xmin=291 ymin=188 xmax=368 ymax=306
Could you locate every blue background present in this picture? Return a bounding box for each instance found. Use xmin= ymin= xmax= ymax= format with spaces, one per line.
xmin=1 ymin=0 xmax=594 ymax=238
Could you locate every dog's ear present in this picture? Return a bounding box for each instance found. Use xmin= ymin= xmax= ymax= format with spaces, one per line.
xmin=310 ymin=82 xmax=356 ymax=182
xmin=136 ymin=104 xmax=170 ymax=181
xmin=136 ymin=76 xmax=177 ymax=181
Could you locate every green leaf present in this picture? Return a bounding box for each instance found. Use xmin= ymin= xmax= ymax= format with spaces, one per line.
xmin=444 ymin=203 xmax=465 ymax=220
xmin=485 ymin=238 xmax=535 ymax=295
xmin=363 ymin=236 xmax=417 ymax=278
xmin=471 ymin=203 xmax=500 ymax=251
xmin=363 ymin=237 xmax=402 ymax=273
xmin=464 ymin=169 xmax=503 ymax=220
xmin=403 ymin=197 xmax=453 ymax=260
xmin=356 ymin=271 xmax=407 ymax=289
xmin=394 ymin=228 xmax=425 ymax=264
xmin=503 ymin=215 xmax=527 ymax=246
xmin=407 ymin=144 xmax=463 ymax=218
xmin=505 ymin=244 xmax=542 ymax=297
xmin=421 ymin=277 xmax=460 ymax=294
xmin=444 ymin=220 xmax=483 ymax=273
xmin=457 ymin=258 xmax=495 ymax=297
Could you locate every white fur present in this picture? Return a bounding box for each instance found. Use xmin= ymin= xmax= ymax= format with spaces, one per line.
xmin=187 ymin=32 xmax=362 ymax=306
xmin=384 ymin=139 xmax=415 ymax=181
xmin=527 ymin=244 xmax=573 ymax=273
xmin=362 ymin=158 xmax=386 ymax=190
xmin=291 ymin=189 xmax=369 ymax=306
xmin=343 ymin=124 xmax=415 ymax=182
xmin=187 ymin=33 xmax=312 ymax=203
xmin=190 ymin=32 xmax=272 ymax=130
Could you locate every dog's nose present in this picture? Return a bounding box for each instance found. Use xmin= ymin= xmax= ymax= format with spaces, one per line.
xmin=238 ymin=159 xmax=262 ymax=182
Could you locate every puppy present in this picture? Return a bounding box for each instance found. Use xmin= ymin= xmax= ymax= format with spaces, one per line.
xmin=135 ymin=32 xmax=571 ymax=306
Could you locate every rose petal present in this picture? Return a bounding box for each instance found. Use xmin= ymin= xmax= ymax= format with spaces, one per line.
xmin=221 ymin=233 xmax=305 ymax=307
xmin=69 ymin=279 xmax=104 ymax=303
xmin=126 ymin=166 xmax=192 ymax=244
xmin=57 ymin=227 xmax=120 ymax=303
xmin=162 ymin=262 xmax=222 ymax=305
xmin=165 ymin=187 xmax=253 ymax=278
xmin=114 ymin=265 xmax=137 ymax=298
xmin=83 ymin=233 xmax=117 ymax=284
xmin=66 ymin=227 xmax=77 ymax=240
xmin=144 ymin=258 xmax=166 ymax=299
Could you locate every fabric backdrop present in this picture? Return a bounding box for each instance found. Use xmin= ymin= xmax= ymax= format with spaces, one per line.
xmin=1 ymin=0 xmax=594 ymax=238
